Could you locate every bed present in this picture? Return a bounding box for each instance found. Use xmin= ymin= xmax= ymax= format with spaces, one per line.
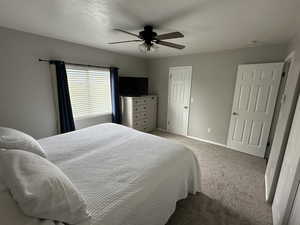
xmin=38 ymin=123 xmax=200 ymax=225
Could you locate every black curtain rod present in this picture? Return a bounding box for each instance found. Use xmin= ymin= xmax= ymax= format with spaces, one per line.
xmin=38 ymin=59 xmax=116 ymax=70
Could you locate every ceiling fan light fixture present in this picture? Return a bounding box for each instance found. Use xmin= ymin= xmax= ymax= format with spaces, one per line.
xmin=138 ymin=42 xmax=158 ymax=53
xmin=247 ymin=40 xmax=261 ymax=47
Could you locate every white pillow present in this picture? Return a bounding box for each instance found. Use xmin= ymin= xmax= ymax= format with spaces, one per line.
xmin=0 ymin=149 xmax=90 ymax=225
xmin=0 ymin=127 xmax=47 ymax=158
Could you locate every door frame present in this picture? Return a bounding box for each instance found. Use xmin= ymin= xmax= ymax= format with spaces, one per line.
xmin=167 ymin=66 xmax=192 ymax=136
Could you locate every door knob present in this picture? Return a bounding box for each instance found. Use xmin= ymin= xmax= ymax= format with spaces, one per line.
xmin=184 ymin=106 xmax=188 ymax=109
xmin=232 ymin=112 xmax=238 ymax=116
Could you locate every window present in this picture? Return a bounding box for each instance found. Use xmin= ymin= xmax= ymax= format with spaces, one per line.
xmin=66 ymin=65 xmax=112 ymax=120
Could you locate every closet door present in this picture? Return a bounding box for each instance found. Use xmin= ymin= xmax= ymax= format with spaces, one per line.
xmin=227 ymin=63 xmax=283 ymax=157
xmin=273 ymin=96 xmax=300 ymax=225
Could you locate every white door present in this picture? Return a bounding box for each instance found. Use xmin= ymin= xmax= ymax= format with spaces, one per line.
xmin=167 ymin=66 xmax=192 ymax=136
xmin=227 ymin=63 xmax=284 ymax=157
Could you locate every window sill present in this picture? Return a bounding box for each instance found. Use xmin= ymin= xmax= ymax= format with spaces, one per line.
xmin=74 ymin=113 xmax=112 ymax=130
xmin=75 ymin=113 xmax=112 ymax=121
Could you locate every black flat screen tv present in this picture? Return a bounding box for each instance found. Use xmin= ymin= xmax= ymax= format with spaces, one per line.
xmin=119 ymin=77 xmax=148 ymax=96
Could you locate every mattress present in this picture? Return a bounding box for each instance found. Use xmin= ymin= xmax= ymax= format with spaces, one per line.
xmin=38 ymin=123 xmax=200 ymax=225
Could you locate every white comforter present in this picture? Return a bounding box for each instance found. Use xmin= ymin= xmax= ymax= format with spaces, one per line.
xmin=39 ymin=123 xmax=200 ymax=225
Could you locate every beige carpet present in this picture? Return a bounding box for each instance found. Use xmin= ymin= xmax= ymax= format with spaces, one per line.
xmin=151 ymin=131 xmax=272 ymax=225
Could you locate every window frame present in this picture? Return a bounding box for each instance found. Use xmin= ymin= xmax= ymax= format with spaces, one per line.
xmin=65 ymin=64 xmax=112 ymax=120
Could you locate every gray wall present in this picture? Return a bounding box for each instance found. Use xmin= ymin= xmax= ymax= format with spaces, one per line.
xmin=0 ymin=27 xmax=147 ymax=139
xmin=0 ymin=25 xmax=289 ymax=145
xmin=148 ymin=44 xmax=288 ymax=145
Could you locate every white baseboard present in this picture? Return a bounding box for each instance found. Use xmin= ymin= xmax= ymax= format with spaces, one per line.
xmin=156 ymin=128 xmax=228 ymax=148
xmin=187 ymin=135 xmax=228 ymax=148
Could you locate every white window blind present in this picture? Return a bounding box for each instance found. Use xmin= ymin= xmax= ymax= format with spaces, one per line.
xmin=66 ymin=65 xmax=112 ymax=120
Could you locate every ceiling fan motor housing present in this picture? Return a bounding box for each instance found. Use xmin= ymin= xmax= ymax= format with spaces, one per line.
xmin=139 ymin=25 xmax=157 ymax=46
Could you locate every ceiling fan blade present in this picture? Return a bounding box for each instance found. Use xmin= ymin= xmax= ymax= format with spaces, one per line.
xmin=108 ymin=40 xmax=142 ymax=44
xmin=113 ymin=29 xmax=140 ymax=38
xmin=155 ymin=32 xmax=184 ymax=40
xmin=156 ymin=40 xmax=185 ymax=49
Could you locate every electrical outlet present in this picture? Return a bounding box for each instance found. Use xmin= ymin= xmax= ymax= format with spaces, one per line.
xmin=191 ymin=97 xmax=194 ymax=103
xmin=208 ymin=128 xmax=211 ymax=133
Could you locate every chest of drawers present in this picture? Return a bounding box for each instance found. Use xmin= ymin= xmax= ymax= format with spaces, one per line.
xmin=121 ymin=95 xmax=157 ymax=132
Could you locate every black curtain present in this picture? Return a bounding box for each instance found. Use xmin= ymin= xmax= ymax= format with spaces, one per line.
xmin=110 ymin=67 xmax=122 ymax=124
xmin=50 ymin=60 xmax=75 ymax=133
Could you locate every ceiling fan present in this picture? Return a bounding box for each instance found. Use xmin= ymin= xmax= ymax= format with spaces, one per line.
xmin=108 ymin=25 xmax=185 ymax=51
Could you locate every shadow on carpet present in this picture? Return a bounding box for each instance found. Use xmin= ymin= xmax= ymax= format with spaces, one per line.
xmin=166 ymin=193 xmax=253 ymax=225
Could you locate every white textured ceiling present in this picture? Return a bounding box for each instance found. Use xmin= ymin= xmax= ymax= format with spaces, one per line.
xmin=0 ymin=0 xmax=298 ymax=58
